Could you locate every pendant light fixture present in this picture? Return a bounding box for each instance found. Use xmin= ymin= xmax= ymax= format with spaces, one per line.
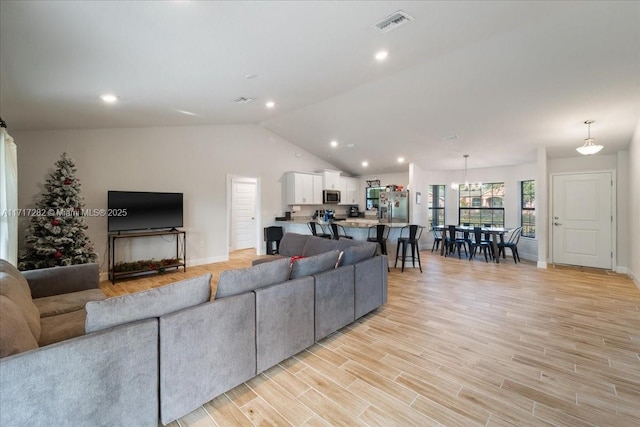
xmin=451 ymin=154 xmax=481 ymax=191
xmin=576 ymin=120 xmax=603 ymax=155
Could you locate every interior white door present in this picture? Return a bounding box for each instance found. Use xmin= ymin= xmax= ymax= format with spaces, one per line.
xmin=231 ymin=179 xmax=257 ymax=250
xmin=552 ymin=172 xmax=612 ymax=269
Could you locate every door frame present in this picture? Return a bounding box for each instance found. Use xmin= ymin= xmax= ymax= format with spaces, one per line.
xmin=549 ymin=170 xmax=616 ymax=269
xmin=226 ymin=175 xmax=262 ymax=256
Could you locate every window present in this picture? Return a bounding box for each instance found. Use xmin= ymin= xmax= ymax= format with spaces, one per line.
xmin=459 ymin=182 xmax=505 ymax=227
xmin=365 ymin=186 xmax=384 ymax=210
xmin=521 ymin=180 xmax=535 ymax=238
xmin=428 ymin=185 xmax=445 ymax=228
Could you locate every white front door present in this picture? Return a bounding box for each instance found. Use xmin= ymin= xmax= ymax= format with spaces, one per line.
xmin=231 ymin=179 xmax=257 ymax=250
xmin=552 ymin=172 xmax=613 ymax=269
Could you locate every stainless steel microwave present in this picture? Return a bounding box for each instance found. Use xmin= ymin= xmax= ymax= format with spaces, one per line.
xmin=323 ymin=190 xmax=341 ymax=204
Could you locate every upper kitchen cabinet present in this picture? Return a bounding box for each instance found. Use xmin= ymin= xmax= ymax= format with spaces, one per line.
xmin=322 ymin=170 xmax=342 ymax=190
xmin=340 ymin=176 xmax=360 ymax=205
xmin=286 ymin=172 xmax=323 ymax=205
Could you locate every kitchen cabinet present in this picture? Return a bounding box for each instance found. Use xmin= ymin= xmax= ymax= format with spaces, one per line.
xmin=323 ymin=170 xmax=342 ymax=190
xmin=339 ymin=176 xmax=360 ymax=205
xmin=286 ymin=172 xmax=322 ymax=205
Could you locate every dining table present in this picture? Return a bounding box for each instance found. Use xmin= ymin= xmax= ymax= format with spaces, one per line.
xmin=434 ymin=225 xmax=511 ymax=263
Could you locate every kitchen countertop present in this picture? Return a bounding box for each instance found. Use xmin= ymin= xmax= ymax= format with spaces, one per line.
xmin=275 ymin=218 xmax=408 ymax=229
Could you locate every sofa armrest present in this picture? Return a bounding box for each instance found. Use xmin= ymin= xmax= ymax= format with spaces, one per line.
xmin=0 ymin=318 xmax=159 ymax=426
xmin=23 ymin=263 xmax=100 ymax=298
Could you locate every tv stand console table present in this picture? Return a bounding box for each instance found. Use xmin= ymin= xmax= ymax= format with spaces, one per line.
xmin=108 ymin=229 xmax=186 ymax=284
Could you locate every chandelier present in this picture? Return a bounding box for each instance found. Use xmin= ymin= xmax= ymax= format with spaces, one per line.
xmin=451 ymin=154 xmax=482 ymax=191
xmin=576 ymin=120 xmax=603 ymax=155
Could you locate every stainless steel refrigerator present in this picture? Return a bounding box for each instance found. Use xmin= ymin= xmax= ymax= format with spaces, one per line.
xmin=378 ymin=190 xmax=409 ymax=223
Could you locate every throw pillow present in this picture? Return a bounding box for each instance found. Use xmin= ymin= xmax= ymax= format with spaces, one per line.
xmin=290 ymin=250 xmax=340 ymax=279
xmin=0 ymin=295 xmax=39 ymax=358
xmin=215 ymin=257 xmax=292 ymax=299
xmin=339 ymin=243 xmax=377 ymax=266
xmin=85 ymin=274 xmax=212 ymax=333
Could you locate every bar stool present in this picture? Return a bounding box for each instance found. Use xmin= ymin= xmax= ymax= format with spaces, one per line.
xmin=367 ymin=224 xmax=390 ymax=255
xmin=263 ymin=226 xmax=283 ymax=255
xmin=308 ymin=222 xmax=331 ymax=239
xmin=394 ymin=225 xmax=424 ymax=272
xmin=330 ymin=223 xmax=353 ymax=240
xmin=367 ymin=224 xmax=390 ymax=272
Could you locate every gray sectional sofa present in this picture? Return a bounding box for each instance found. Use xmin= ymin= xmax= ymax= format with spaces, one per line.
xmin=0 ymin=232 xmax=387 ymax=426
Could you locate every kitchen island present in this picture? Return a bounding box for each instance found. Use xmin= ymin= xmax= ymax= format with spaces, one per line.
xmin=274 ymin=218 xmax=415 ymax=269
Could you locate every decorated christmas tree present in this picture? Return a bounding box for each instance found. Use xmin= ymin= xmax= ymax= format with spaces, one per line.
xmin=18 ymin=153 xmax=97 ymax=270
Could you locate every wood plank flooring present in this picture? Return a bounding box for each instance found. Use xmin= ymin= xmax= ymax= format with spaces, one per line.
xmin=99 ymin=250 xmax=640 ymax=427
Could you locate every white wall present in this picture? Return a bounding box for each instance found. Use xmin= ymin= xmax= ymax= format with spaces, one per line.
xmin=13 ymin=124 xmax=336 ymax=270
xmin=629 ymin=117 xmax=640 ymax=287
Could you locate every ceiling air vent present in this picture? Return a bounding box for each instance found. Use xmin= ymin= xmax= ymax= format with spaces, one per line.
xmin=373 ymin=11 xmax=414 ymax=33
xmin=233 ymin=97 xmax=254 ymax=104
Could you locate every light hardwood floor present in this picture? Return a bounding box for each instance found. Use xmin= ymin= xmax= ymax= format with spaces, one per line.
xmin=100 ymin=250 xmax=640 ymax=427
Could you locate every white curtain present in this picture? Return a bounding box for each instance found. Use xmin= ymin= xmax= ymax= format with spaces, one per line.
xmin=0 ymin=128 xmax=18 ymax=265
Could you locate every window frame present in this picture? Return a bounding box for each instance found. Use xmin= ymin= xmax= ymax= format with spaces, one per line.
xmin=521 ymin=180 xmax=535 ymax=238
xmin=428 ymin=184 xmax=446 ymax=228
xmin=458 ymin=182 xmax=505 ymax=227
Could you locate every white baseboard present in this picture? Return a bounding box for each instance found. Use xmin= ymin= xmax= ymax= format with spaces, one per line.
xmin=628 ymin=268 xmax=639 ymax=289
xmin=537 ymin=261 xmax=548 ymax=269
xmin=615 ymin=266 xmax=628 ymax=274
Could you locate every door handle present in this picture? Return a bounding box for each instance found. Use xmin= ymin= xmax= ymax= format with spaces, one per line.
xmin=554 ymin=222 xmax=562 ymax=226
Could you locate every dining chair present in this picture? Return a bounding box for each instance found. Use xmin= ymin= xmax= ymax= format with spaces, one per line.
xmin=468 ymin=227 xmax=493 ymax=262
xmin=498 ymin=226 xmax=522 ymax=263
xmin=330 ymin=223 xmax=353 ymax=240
xmin=445 ymin=225 xmax=467 ymax=259
xmin=394 ymin=225 xmax=424 ymax=272
xmin=308 ymin=221 xmax=331 ymax=239
xmin=431 ymin=228 xmax=442 ymax=253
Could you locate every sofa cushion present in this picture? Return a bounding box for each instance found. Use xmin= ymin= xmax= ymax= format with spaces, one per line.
xmin=38 ymin=308 xmax=87 ymax=347
xmin=216 ymin=257 xmax=292 ymax=299
xmin=302 ymin=236 xmax=338 ymax=257
xmin=0 ymin=272 xmax=41 ymax=341
xmin=35 ymin=289 xmax=106 ymax=318
xmin=290 ymin=250 xmax=340 ymax=279
xmin=0 ymin=259 xmax=31 ymax=297
xmin=278 ymin=233 xmax=310 ymax=257
xmin=339 ymin=242 xmax=378 ymax=266
xmin=251 ymin=254 xmax=287 ymax=266
xmin=335 ymin=238 xmax=364 ymax=252
xmin=85 ymin=274 xmax=212 ymax=333
xmin=0 ymin=295 xmax=39 ymax=358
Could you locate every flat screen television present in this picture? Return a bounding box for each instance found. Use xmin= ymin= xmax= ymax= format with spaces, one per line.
xmin=108 ymin=191 xmax=183 ymax=232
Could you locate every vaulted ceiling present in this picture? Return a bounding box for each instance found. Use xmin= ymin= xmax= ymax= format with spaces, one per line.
xmin=1 ymin=1 xmax=638 ymax=174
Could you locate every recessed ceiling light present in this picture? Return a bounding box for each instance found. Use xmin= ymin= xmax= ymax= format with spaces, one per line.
xmin=266 ymin=101 xmax=275 ymax=108
xmin=362 ymin=161 xmax=369 ymax=167
xmin=397 ymin=157 xmax=405 ymax=163
xmin=100 ymin=94 xmax=118 ymax=103
xmin=330 ymin=140 xmax=338 ymax=147
xmin=375 ymin=50 xmax=388 ymax=61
